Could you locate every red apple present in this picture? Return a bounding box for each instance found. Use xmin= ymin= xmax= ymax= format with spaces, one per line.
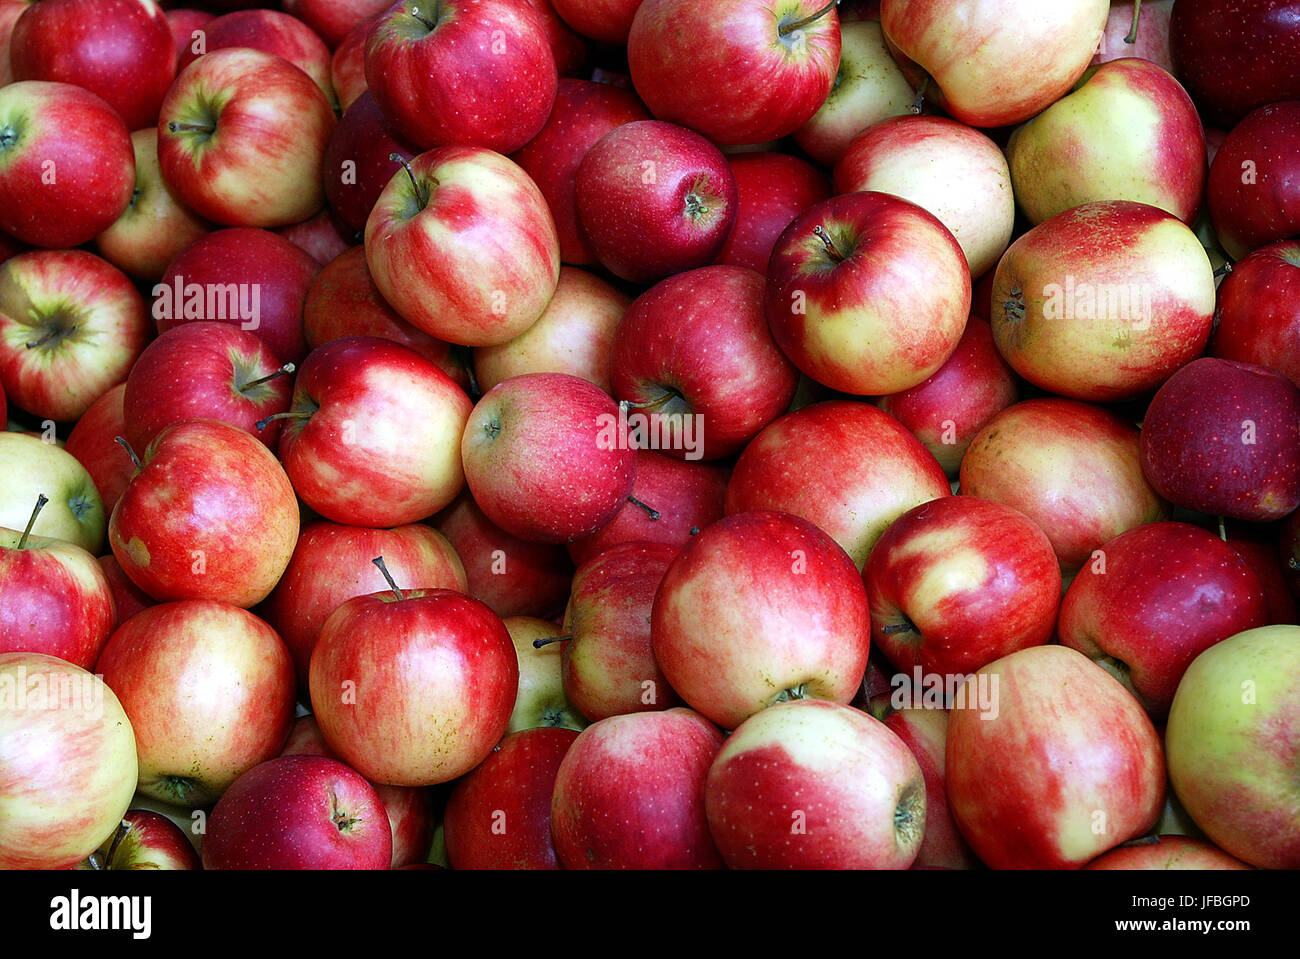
xmin=714 ymin=152 xmax=831 ymax=276
xmin=1210 ymin=239 xmax=1300 ymax=387
xmin=549 ymin=0 xmax=642 ymax=44
xmin=1207 ymin=101 xmax=1300 ymax=261
xmin=322 ymin=91 xmax=420 ymax=237
xmin=282 ymin=0 xmax=391 ymax=49
xmin=78 ymin=810 xmax=202 ymax=871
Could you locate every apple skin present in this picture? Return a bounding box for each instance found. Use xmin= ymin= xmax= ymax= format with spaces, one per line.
xmin=1171 ymin=0 xmax=1300 ymax=128
xmin=0 ymin=1 xmax=26 ymax=87
xmin=549 ymin=0 xmax=641 ymax=44
xmin=63 ymin=385 xmax=133 ymax=518
xmin=78 ymin=810 xmax=202 ymax=871
xmin=94 ymin=599 xmax=296 ymax=808
xmin=259 ymin=520 xmax=468 ymax=693
xmin=725 ymin=401 xmax=951 ymax=569
xmin=108 ymin=418 xmax=300 ymax=609
xmin=988 ymin=201 xmax=1216 ymax=403
xmin=443 ymin=726 xmax=580 ymax=869
xmin=0 ymin=652 xmax=138 ymax=870
xmin=282 ymin=0 xmax=392 ymax=49
xmin=864 ymin=496 xmax=1062 ymax=678
xmin=275 ymin=337 xmax=473 ymax=528
xmin=960 ymin=398 xmax=1169 ymax=572
xmin=1165 ymin=624 xmax=1300 ymax=869
xmin=0 ymin=248 xmax=151 ymax=423
xmin=364 ymin=144 xmax=561 ymax=349
xmin=322 ymin=91 xmax=420 ymax=237
xmin=1058 ymin=522 xmax=1269 ymax=720
xmin=502 ymin=616 xmax=587 ymax=733
xmin=1139 ymin=357 xmax=1300 ymax=522
xmin=1007 ymin=58 xmax=1205 ymax=227
xmin=651 ymin=510 xmax=872 ymax=731
xmin=765 ymin=191 xmax=971 ymax=397
xmin=876 ymin=316 xmax=1018 ymax=478
xmin=0 ymin=432 xmax=106 ymax=555
xmin=202 ymin=755 xmax=392 ymax=870
xmin=461 ymin=372 xmax=638 ymax=544
xmin=309 ymin=587 xmax=519 ymax=787
xmin=0 ymin=81 xmax=135 ymax=249
xmin=331 ymin=14 xmax=376 ymax=111
xmin=1225 ymin=522 xmax=1299 ymax=626
xmin=1093 ymin=1 xmax=1174 ymax=73
xmin=1207 ymin=101 xmax=1300 ymax=261
xmin=98 ymin=554 xmax=155 ymax=629
xmin=275 ymin=210 xmax=351 ymax=266
xmin=1084 ymin=835 xmax=1252 ymax=870
xmin=946 ymin=644 xmax=1166 ymax=869
xmin=364 ymin=0 xmax=557 ymax=154
xmin=880 ymin=0 xmax=1109 ymax=128
xmin=9 ymin=0 xmax=176 ymax=131
xmin=510 ymin=78 xmax=652 ymax=268
xmin=705 ymin=699 xmax=926 ymax=869
xmin=627 ymin=0 xmax=841 ymax=146
xmin=610 ymin=265 xmax=799 ymax=461
xmin=714 ymin=152 xmax=832 ymax=275
xmin=575 ymin=120 xmax=738 ymax=285
xmin=834 ymin=115 xmax=1014 ymax=279
xmin=1210 ymin=240 xmax=1300 ymax=388
xmin=157 ymin=48 xmax=336 ymax=229
xmin=550 ymin=707 xmax=725 ymax=869
xmin=0 ymin=527 xmax=117 ymax=671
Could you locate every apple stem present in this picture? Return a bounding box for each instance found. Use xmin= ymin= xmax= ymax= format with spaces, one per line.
xmin=254 ymin=409 xmax=312 ymax=432
xmin=24 ymin=325 xmax=76 ymax=350
xmin=1213 ymin=261 xmax=1233 ymax=279
xmin=627 ymin=495 xmax=661 ymax=520
xmin=372 ymin=556 xmax=405 ymax=601
xmin=408 ymin=3 xmax=436 ymax=30
xmin=1124 ymin=0 xmax=1142 ymax=44
xmin=16 ymin=494 xmax=48 ymax=550
xmin=103 ymin=819 xmax=130 ymax=867
xmin=880 ymin=619 xmax=916 ymax=636
xmin=910 ymin=74 xmax=930 ymax=115
xmin=239 ymin=363 xmax=296 ymax=394
xmin=84 ymin=853 xmax=103 ymax=871
xmin=532 ymin=634 xmax=571 ymax=649
xmin=620 ymin=393 xmax=679 ymax=416
xmin=812 ymin=225 xmax=845 ymax=262
xmin=390 ymin=152 xmax=434 ymax=211
xmin=1217 ymin=516 xmax=1227 ymax=543
xmin=779 ymin=0 xmax=838 ymax=37
xmin=168 ymin=120 xmax=216 ymax=135
xmin=114 ymin=436 xmax=143 ymax=472
xmin=774 ymin=683 xmax=808 ymax=702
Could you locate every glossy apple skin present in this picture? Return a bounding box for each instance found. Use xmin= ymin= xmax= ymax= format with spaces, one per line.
xmin=550 ymin=0 xmax=641 ymax=44
xmin=79 ymin=809 xmax=202 ymax=871
xmin=765 ymin=192 xmax=970 ymax=397
xmin=1207 ymin=101 xmax=1300 ymax=261
xmin=1093 ymin=1 xmax=1174 ymax=72
xmin=883 ymin=707 xmax=977 ymax=870
xmin=550 ymin=708 xmax=725 ymax=869
xmin=331 ymin=14 xmax=375 ymax=111
xmin=651 ymin=511 xmax=872 ymax=731
xmin=714 ymin=152 xmax=831 ymax=275
xmin=364 ymin=144 xmax=561 ymax=348
xmin=108 ymin=418 xmax=300 ymax=609
xmin=155 ymin=227 xmax=320 ymax=366
xmin=157 ymin=48 xmax=336 ymax=229
xmin=876 ymin=316 xmax=1017 ymax=477
xmin=1171 ymin=0 xmax=1300 ymax=128
xmin=202 ymin=755 xmax=392 ymax=870
xmin=1084 ymin=835 xmax=1252 ymax=870
xmin=1139 ymin=357 xmax=1300 ymax=522
xmin=0 ymin=530 xmax=116 ymax=671
xmin=705 ymin=699 xmax=926 ymax=869
xmin=259 ymin=520 xmax=468 ymax=692
xmin=443 ymin=726 xmax=580 ymax=869
xmin=511 ymin=79 xmax=651 ymax=267
xmin=310 ymin=588 xmax=519 ymax=787
xmin=946 ymin=645 xmax=1166 ymax=869
xmin=1211 ymin=240 xmax=1300 ymax=387
xmin=0 ymin=432 xmax=106 ymax=555
xmin=276 ymin=337 xmax=473 ymax=528
xmin=10 ymin=0 xmax=176 ymax=131
xmin=364 ymin=0 xmax=557 ymax=154
xmin=1166 ymin=625 xmax=1300 ymax=869
xmin=1059 ymin=522 xmax=1269 ymax=720
xmin=989 ymin=201 xmax=1216 ymax=402
xmin=0 ymin=1 xmax=26 ymax=87
xmin=282 ymin=0 xmax=391 ymax=49
xmin=726 ymin=401 xmax=950 ymax=569
xmin=627 ymin=0 xmax=840 ymax=146
xmin=0 ymin=248 xmax=150 ymax=423
xmin=611 ymin=265 xmax=799 ymax=461
xmin=834 ymin=115 xmax=1014 ymax=279
xmin=322 ymin=92 xmax=420 ymax=236
xmin=431 ymin=491 xmax=574 ymax=620
xmin=94 ymin=599 xmax=296 ymax=808
xmin=960 ymin=399 xmax=1169 ymax=572
xmin=0 ymin=652 xmax=138 ymax=870
xmin=865 ymin=496 xmax=1061 ymax=678
xmin=575 ymin=120 xmax=738 ymax=285
xmin=461 ymin=372 xmax=637 ymax=544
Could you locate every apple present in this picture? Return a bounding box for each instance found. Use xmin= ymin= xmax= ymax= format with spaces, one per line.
xmin=1207 ymin=101 xmax=1300 ymax=262
xmin=331 ymin=13 xmax=376 ymax=111
xmin=0 ymin=652 xmax=138 ymax=870
xmin=98 ymin=554 xmax=154 ymax=629
xmin=705 ymin=698 xmax=926 ymax=869
xmin=765 ymin=191 xmax=970 ymax=397
xmin=62 ymin=385 xmax=133 ymax=517
xmin=77 ymin=810 xmax=202 ymax=871
xmin=1139 ymin=357 xmax=1300 ymax=523
xmin=1084 ymin=835 xmax=1252 ymax=870
xmin=550 ymin=707 xmax=724 ymax=869
xmin=0 ymin=1 xmax=27 ymax=87
xmin=1211 ymin=240 xmax=1300 ymax=387
xmin=714 ymin=152 xmax=832 ymax=275
xmin=502 ymin=616 xmax=587 ymax=733
xmin=0 ymin=431 xmax=105 ymax=554
xmin=281 ymin=0 xmax=391 ymax=49
xmin=275 ymin=209 xmax=350 ymax=266
xmin=946 ymin=644 xmax=1166 ymax=869
xmin=202 ymin=755 xmax=392 ymax=869
xmin=1165 ymin=624 xmax=1300 ymax=869
xmin=322 ymin=90 xmax=421 ymax=237
xmin=549 ymin=0 xmax=642 ymax=44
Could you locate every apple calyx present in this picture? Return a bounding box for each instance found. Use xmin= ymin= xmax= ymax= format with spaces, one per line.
xmin=159 ymin=775 xmax=199 ymax=805
xmin=114 ymin=436 xmax=144 ymax=472
xmin=681 ymin=177 xmax=725 ymax=226
xmin=777 ymin=0 xmax=838 ymax=41
xmin=16 ymin=493 xmax=49 ymax=550
xmin=531 ymin=634 xmax=571 ymax=649
xmin=389 ymin=152 xmax=436 ymax=216
xmin=330 ymin=792 xmax=362 ymax=834
xmin=372 ymin=555 xmax=406 ymax=601
xmin=773 ymin=683 xmax=809 ymax=704
xmin=1124 ymin=0 xmax=1143 ymax=45
xmin=1001 ymin=287 xmax=1026 ymax=325
xmin=812 ymin=224 xmax=846 ymax=263
xmin=627 ymin=495 xmax=661 ymax=520
xmin=894 ymin=781 xmax=926 ymax=845
xmin=0 ymin=124 xmax=19 ymax=152
xmin=236 ymin=362 xmax=296 ymax=397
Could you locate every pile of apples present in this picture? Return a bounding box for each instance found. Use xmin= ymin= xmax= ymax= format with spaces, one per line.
xmin=2 ymin=0 xmax=1299 ymax=872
